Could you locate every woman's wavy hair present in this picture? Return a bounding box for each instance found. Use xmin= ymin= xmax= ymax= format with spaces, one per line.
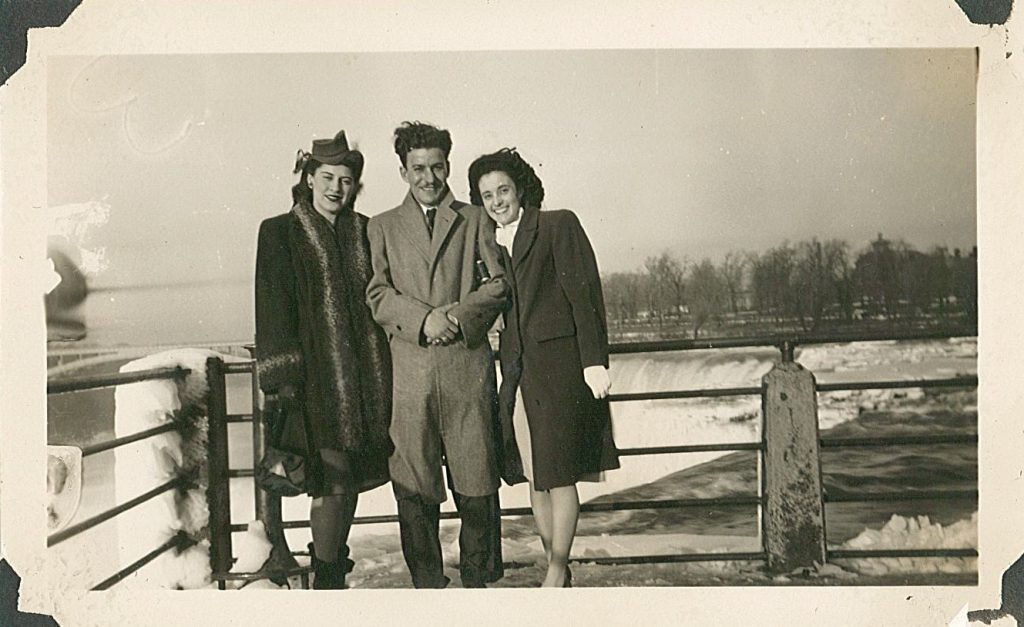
xmin=467 ymin=147 xmax=545 ymax=210
xmin=290 ymin=154 xmax=362 ymax=208
xmin=290 ymin=155 xmax=324 ymax=205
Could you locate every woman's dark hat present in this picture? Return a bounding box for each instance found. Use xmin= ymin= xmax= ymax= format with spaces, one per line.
xmin=295 ymin=130 xmax=364 ymax=175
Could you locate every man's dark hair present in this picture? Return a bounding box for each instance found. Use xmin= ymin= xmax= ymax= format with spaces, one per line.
xmin=468 ymin=147 xmax=545 ymax=209
xmin=393 ymin=121 xmax=453 ymax=167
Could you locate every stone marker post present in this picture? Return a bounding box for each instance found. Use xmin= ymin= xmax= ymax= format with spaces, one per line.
xmin=761 ymin=347 xmax=827 ymax=573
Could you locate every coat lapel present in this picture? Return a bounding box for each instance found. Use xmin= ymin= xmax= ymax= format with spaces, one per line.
xmin=429 ymin=191 xmax=460 ymax=269
xmin=499 ymin=244 xmax=516 ymax=289
xmin=395 ymin=192 xmax=432 ymax=264
xmin=512 ymin=206 xmax=540 ymax=270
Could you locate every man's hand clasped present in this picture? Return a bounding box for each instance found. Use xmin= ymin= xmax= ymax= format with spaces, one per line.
xmin=424 ymin=302 xmax=461 ymax=346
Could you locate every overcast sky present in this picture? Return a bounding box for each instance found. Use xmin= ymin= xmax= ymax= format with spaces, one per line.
xmin=48 ymin=48 xmax=976 ymax=289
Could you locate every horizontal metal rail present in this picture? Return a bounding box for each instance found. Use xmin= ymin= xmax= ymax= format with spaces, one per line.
xmin=212 ymin=564 xmax=312 ymax=582
xmin=229 ymin=495 xmax=764 ymax=533
xmin=227 ymin=413 xmax=253 ymax=423
xmin=608 ymin=386 xmax=762 ymax=402
xmin=228 ymin=469 xmax=254 ymax=478
xmin=47 ymin=366 xmax=190 ymax=395
xmin=223 ymin=361 xmax=254 ymax=375
xmin=80 ymin=422 xmax=179 ymax=457
xmin=618 ymin=442 xmax=763 ymax=456
xmin=91 ymin=532 xmax=195 ymax=590
xmin=821 ymin=434 xmax=977 ymax=448
xmin=605 ymin=328 xmax=975 ymax=356
xmin=578 ymin=496 xmax=761 ymax=513
xmin=828 ymin=548 xmax=978 ymax=559
xmin=597 ymin=377 xmax=974 ymax=406
xmin=570 ymin=551 xmax=768 ymax=566
xmin=817 ymin=375 xmax=978 ymax=393
xmin=824 ymin=489 xmax=977 ymax=504
xmin=48 ymin=477 xmax=188 ymax=547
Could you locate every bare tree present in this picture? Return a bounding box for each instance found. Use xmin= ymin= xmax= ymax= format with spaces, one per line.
xmin=750 ymin=243 xmax=797 ymax=324
xmin=602 ymin=271 xmax=644 ymax=323
xmin=644 ymin=252 xmax=686 ymax=325
xmin=687 ymin=258 xmax=728 ymax=338
xmin=824 ymin=239 xmax=854 ymax=323
xmin=718 ymin=251 xmax=747 ymax=315
xmin=793 ymin=238 xmax=853 ymax=331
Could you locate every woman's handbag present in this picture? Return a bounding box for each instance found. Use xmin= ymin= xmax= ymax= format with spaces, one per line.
xmin=254 ymin=393 xmax=309 ymax=497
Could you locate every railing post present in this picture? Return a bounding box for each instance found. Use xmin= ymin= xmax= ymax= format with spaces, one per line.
xmin=761 ymin=357 xmax=827 ymax=573
xmin=205 ymin=357 xmax=233 ymax=589
xmin=244 ymin=344 xmax=300 ymax=584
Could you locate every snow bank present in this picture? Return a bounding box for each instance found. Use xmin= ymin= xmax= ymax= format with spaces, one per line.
xmin=113 ymin=348 xmax=274 ymax=589
xmin=836 ymin=512 xmax=978 ymax=575
xmin=232 ymin=521 xmax=273 ymax=574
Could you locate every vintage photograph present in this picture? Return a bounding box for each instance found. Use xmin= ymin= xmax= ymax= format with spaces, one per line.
xmin=39 ymin=47 xmax=980 ymax=594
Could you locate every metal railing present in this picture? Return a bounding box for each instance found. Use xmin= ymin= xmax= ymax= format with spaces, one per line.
xmin=47 ymin=328 xmax=976 ymax=589
xmin=815 ymin=372 xmax=978 ymax=563
xmin=203 ymin=328 xmax=976 ymax=585
xmin=46 ymin=366 xmax=195 ymax=590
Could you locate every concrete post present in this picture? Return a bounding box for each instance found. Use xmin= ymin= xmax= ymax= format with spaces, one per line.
xmin=761 ymin=360 xmax=827 ymax=573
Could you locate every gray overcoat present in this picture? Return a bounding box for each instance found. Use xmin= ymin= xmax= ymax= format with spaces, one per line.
xmin=366 ymin=191 xmax=508 ymax=503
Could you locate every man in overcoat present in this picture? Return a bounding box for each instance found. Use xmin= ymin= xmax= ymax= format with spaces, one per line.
xmin=366 ymin=121 xmax=509 ymax=588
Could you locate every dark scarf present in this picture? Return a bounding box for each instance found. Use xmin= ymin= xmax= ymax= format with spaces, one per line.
xmin=288 ymin=198 xmax=392 ymax=454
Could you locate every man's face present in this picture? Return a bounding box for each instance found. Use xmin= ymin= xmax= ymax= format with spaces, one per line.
xmin=308 ymin=163 xmax=357 ymax=217
xmin=401 ymin=147 xmax=450 ymax=207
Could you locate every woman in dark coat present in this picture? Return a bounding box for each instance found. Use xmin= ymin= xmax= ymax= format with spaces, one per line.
xmin=255 ymin=130 xmax=392 ymax=589
xmin=468 ymin=148 xmax=619 ymax=587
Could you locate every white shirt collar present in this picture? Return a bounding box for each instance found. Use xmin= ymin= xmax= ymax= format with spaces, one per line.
xmin=495 ymin=207 xmax=524 ymax=250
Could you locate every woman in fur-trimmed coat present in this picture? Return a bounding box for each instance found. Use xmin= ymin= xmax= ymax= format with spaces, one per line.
xmin=254 ymin=131 xmax=392 ymax=589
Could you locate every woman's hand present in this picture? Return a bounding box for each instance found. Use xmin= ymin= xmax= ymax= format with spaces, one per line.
xmin=583 ymin=366 xmax=611 ymax=399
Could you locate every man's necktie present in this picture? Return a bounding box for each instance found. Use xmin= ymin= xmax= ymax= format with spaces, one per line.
xmin=425 ymin=207 xmax=436 ymax=237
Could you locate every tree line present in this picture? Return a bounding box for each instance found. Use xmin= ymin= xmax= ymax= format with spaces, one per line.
xmin=601 ymin=234 xmax=978 ymax=338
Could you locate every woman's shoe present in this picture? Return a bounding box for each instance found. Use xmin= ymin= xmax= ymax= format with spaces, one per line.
xmin=309 ymin=542 xmax=354 ymax=590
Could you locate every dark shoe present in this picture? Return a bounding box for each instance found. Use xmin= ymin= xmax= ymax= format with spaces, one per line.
xmin=309 ymin=542 xmax=354 ymax=590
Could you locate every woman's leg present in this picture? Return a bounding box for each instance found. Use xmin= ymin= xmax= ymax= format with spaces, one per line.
xmin=541 ymin=484 xmax=579 ymax=588
xmin=310 ymin=492 xmax=357 ymax=562
xmin=309 ymin=449 xmax=359 ymax=588
xmin=529 ymin=484 xmax=554 ymax=563
xmin=309 ymin=491 xmax=358 ymax=589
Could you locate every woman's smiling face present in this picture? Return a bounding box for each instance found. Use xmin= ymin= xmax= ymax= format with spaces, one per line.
xmin=307 ymin=163 xmax=356 ymax=217
xmin=478 ymin=170 xmax=522 ymax=227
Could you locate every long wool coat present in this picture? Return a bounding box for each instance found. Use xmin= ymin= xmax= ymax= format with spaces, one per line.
xmin=497 ymin=207 xmax=620 ymax=490
xmin=255 ymin=202 xmax=393 ymax=493
xmin=366 ymin=191 xmax=508 ymax=504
